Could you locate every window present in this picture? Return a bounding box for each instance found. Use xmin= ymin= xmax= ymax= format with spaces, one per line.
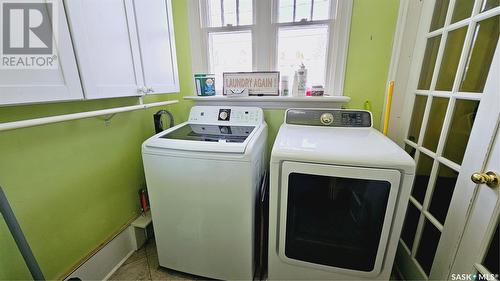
xmin=188 ymin=0 xmax=352 ymax=95
xmin=277 ymin=25 xmax=329 ymax=87
xmin=208 ymin=31 xmax=253 ymax=86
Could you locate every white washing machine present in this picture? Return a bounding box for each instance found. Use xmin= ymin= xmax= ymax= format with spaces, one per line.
xmin=142 ymin=106 xmax=267 ymax=280
xmin=268 ymin=109 xmax=415 ymax=280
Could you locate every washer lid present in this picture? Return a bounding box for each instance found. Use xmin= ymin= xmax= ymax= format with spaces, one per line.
xmin=144 ymin=122 xmax=260 ymax=154
xmin=272 ymin=125 xmax=415 ymax=174
xmin=161 ymin=124 xmax=255 ymax=143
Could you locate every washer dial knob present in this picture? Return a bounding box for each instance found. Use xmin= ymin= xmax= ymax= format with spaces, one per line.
xmin=320 ymin=113 xmax=334 ymax=125
xmin=219 ymin=111 xmax=229 ymax=120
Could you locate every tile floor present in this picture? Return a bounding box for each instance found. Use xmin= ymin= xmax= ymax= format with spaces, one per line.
xmin=109 ymin=239 xmax=202 ymax=280
xmin=110 ymin=238 xmax=402 ymax=281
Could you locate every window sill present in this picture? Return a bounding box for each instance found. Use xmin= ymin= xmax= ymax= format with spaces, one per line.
xmin=183 ymin=95 xmax=350 ymax=109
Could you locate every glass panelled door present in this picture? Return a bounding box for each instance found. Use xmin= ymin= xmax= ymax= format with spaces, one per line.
xmin=279 ymin=162 xmax=401 ymax=276
xmin=398 ymin=0 xmax=499 ymax=279
xmin=451 ymin=124 xmax=500 ymax=280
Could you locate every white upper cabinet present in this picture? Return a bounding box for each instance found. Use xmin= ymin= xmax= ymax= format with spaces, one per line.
xmin=65 ymin=0 xmax=179 ymax=100
xmin=0 ymin=0 xmax=84 ymax=106
xmin=64 ymin=0 xmax=145 ymax=99
xmin=0 ymin=0 xmax=179 ymax=105
xmin=134 ymin=0 xmax=180 ymax=94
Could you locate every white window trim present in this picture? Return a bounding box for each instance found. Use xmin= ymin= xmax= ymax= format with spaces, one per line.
xmin=187 ymin=0 xmax=353 ymax=96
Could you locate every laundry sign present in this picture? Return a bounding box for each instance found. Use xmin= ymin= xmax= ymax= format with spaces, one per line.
xmin=223 ymin=71 xmax=280 ymax=96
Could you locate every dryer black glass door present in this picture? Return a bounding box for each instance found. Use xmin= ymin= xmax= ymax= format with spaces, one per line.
xmin=285 ymin=172 xmax=391 ymax=272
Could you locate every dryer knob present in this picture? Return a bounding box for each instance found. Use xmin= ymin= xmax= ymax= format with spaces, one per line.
xmin=320 ymin=113 xmax=334 ymax=125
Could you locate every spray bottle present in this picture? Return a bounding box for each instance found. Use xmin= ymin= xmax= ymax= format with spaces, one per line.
xmin=292 ymin=63 xmax=308 ymax=97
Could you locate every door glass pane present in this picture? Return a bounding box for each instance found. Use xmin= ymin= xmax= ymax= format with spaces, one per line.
xmin=416 ymin=220 xmax=441 ymax=276
xmin=460 ymin=16 xmax=500 ymax=92
xmin=423 ymin=97 xmax=449 ymax=152
xmin=442 ymin=100 xmax=480 ymax=164
xmin=430 ymin=0 xmax=450 ymax=31
xmin=408 ymin=95 xmax=428 ymax=143
xmin=418 ymin=36 xmax=441 ymax=90
xmin=278 ymin=25 xmax=328 ymax=87
xmin=412 ymin=153 xmax=434 ymax=204
xmin=401 ymin=203 xmax=421 ymax=249
xmin=451 ymin=0 xmax=474 ymax=23
xmin=481 ymin=0 xmax=500 ymax=12
xmin=428 ymin=164 xmax=459 ymax=225
xmin=483 ymin=222 xmax=499 ymax=276
xmin=435 ymin=27 xmax=468 ymax=91
xmin=209 ymin=31 xmax=252 ymax=92
xmin=285 ymin=173 xmax=391 ymax=272
xmin=404 ymin=144 xmax=417 ymax=158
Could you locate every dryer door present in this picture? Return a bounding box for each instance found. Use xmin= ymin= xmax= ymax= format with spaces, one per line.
xmin=278 ymin=161 xmax=401 ymax=277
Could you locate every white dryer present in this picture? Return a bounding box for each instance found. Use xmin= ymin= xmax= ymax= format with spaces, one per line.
xmin=142 ymin=106 xmax=267 ymax=280
xmin=268 ymin=109 xmax=415 ymax=280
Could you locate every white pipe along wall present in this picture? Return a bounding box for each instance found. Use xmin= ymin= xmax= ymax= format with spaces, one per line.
xmin=0 ymin=100 xmax=179 ymax=132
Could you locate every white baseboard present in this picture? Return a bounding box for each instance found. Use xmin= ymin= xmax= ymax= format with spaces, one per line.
xmin=64 ymin=226 xmax=137 ymax=281
xmin=102 ymin=250 xmax=134 ymax=281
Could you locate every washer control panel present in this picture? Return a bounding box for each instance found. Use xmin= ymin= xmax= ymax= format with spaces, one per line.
xmin=286 ymin=109 xmax=372 ymax=127
xmin=189 ymin=106 xmax=264 ymax=125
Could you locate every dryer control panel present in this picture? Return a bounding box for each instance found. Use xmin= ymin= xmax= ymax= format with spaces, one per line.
xmin=189 ymin=106 xmax=264 ymax=125
xmin=286 ymin=109 xmax=372 ymax=127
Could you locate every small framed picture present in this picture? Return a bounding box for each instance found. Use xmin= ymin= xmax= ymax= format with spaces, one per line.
xmin=223 ymin=71 xmax=280 ymax=96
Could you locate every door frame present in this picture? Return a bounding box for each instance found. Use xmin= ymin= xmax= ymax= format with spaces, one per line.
xmin=388 ymin=0 xmax=500 ymax=279
xmin=384 ymin=0 xmax=424 ymax=144
xmin=278 ymin=161 xmax=401 ymax=278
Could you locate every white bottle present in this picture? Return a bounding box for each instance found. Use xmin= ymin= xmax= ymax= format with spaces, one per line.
xmin=281 ymin=75 xmax=289 ymax=96
xmin=292 ymin=72 xmax=298 ymax=97
xmin=292 ymin=63 xmax=307 ymax=96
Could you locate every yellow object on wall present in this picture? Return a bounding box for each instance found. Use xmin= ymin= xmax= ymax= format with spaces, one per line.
xmin=383 ymin=80 xmax=395 ymax=135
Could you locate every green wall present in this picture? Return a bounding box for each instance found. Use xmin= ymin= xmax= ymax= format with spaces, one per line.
xmin=0 ymin=1 xmax=193 ymax=279
xmin=0 ymin=0 xmax=399 ymax=279
xmin=344 ymin=0 xmax=400 ymax=129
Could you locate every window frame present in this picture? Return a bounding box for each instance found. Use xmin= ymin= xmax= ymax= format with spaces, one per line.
xmin=187 ymin=0 xmax=353 ymax=96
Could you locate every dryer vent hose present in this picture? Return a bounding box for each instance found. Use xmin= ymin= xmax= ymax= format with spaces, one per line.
xmin=154 ymin=110 xmax=175 ymax=134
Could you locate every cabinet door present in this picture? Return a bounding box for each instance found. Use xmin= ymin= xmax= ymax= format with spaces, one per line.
xmin=0 ymin=0 xmax=83 ymax=106
xmin=64 ymin=0 xmax=144 ymax=99
xmin=134 ymin=0 xmax=179 ymax=94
